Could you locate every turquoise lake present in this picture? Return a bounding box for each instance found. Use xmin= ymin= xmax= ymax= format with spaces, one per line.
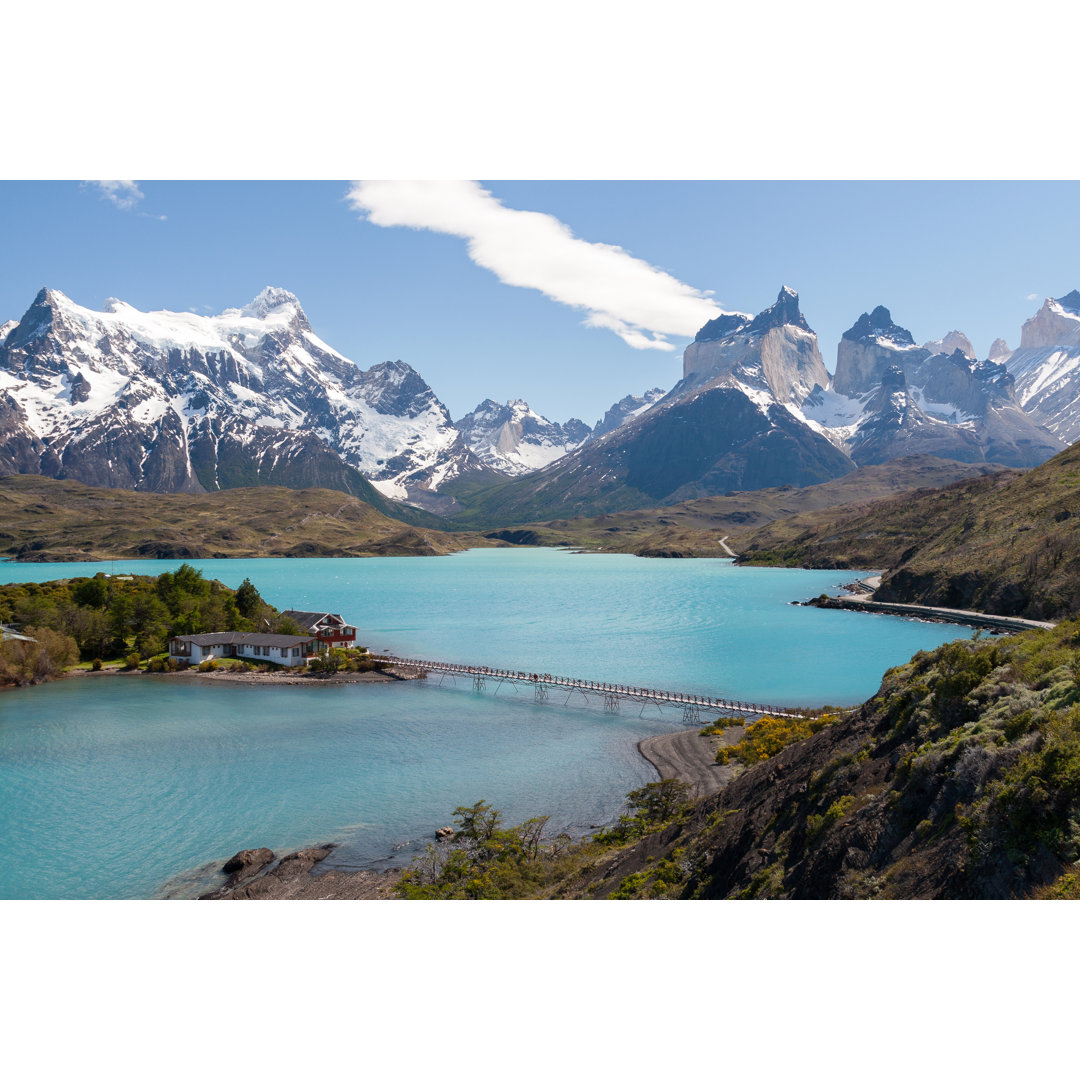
xmin=0 ymin=549 xmax=973 ymax=899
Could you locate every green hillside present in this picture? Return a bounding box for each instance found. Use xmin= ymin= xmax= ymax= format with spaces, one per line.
xmin=735 ymin=441 xmax=1080 ymax=621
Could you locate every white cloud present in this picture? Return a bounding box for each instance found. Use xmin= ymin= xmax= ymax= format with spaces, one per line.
xmin=1026 ymin=292 xmax=1041 ymax=302
xmin=89 ymin=180 xmax=144 ymax=210
xmin=346 ymin=180 xmax=727 ymax=351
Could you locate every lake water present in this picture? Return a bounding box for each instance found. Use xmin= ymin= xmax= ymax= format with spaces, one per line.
xmin=0 ymin=549 xmax=972 ymax=899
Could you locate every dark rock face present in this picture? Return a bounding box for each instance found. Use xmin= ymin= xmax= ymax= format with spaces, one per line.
xmin=1056 ymin=289 xmax=1080 ymax=314
xmin=455 ymin=382 xmax=856 ymax=525
xmin=694 ymin=313 xmax=751 ymax=343
xmin=833 ymin=305 xmax=1064 ymax=468
xmin=747 ymin=286 xmax=811 ymax=334
xmin=841 ymin=305 xmax=916 ymax=346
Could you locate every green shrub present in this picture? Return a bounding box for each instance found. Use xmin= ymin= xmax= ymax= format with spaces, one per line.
xmin=716 ymin=713 xmax=839 ymax=766
xmin=123 ymin=652 xmax=142 ymax=671
xmin=91 ymin=658 xmax=102 ymax=671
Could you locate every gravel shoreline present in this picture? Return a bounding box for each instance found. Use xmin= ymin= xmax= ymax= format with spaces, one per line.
xmin=637 ymin=724 xmax=745 ymax=799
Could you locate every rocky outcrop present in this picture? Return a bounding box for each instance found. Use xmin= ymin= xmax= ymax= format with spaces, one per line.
xmin=829 ymin=306 xmax=1063 ymax=468
xmin=1018 ymin=290 xmax=1080 ymax=350
xmin=832 ymin=305 xmax=928 ymax=397
xmin=200 ymin=844 xmax=401 ymax=899
xmin=682 ymin=287 xmax=828 ymax=407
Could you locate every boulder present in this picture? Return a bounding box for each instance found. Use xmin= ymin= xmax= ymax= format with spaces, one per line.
xmin=222 ymin=847 xmax=274 ymax=875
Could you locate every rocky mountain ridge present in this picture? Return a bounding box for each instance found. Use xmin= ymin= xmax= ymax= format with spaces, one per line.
xmin=2 ymin=284 xmax=1078 ymax=525
xmin=0 ymin=287 xmax=632 ymax=513
xmin=446 ymin=287 xmax=1071 ymax=526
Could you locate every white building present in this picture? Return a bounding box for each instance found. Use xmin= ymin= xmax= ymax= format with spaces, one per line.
xmin=168 ymin=632 xmax=318 ymax=668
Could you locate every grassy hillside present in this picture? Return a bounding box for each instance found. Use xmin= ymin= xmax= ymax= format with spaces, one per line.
xmin=0 ymin=475 xmax=493 ymax=561
xmin=395 ymin=621 xmax=1080 ymax=899
xmin=482 ymin=457 xmax=1006 ymax=557
xmin=736 ymin=441 xmax=1080 ymax=620
xmin=578 ymin=620 xmax=1080 ymax=899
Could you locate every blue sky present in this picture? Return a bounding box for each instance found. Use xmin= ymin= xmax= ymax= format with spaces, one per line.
xmin=2 ymin=180 xmax=1078 ymax=425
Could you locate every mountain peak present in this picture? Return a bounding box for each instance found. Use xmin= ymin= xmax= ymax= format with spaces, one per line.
xmin=241 ymin=286 xmax=303 ymax=320
xmin=1054 ymin=290 xmax=1080 ymax=315
xmin=842 ymin=305 xmax=916 ymax=346
xmin=747 ymin=286 xmax=812 ymax=335
xmin=923 ymin=330 xmax=975 ymax=360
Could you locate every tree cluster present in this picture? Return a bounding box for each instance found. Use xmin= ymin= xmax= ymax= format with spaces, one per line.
xmin=0 ymin=565 xmax=286 ymax=668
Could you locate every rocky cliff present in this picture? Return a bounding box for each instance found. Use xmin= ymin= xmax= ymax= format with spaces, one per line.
xmin=1006 ymin=290 xmax=1080 ymax=443
xmin=682 ymin=286 xmax=829 ymax=407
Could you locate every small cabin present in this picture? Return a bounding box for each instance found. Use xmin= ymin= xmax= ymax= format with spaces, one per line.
xmin=278 ymin=611 xmax=358 ymax=647
xmin=168 ymin=632 xmax=318 ymax=668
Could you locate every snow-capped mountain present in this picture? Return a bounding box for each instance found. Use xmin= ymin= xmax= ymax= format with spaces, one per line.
xmin=0 ymin=286 xmax=483 ymax=510
xmin=817 ymin=304 xmax=1062 ymax=468
xmin=589 ymin=388 xmax=667 ymax=439
xmin=447 ymin=287 xmax=1070 ymax=526
xmin=455 ymin=398 xmax=591 ymax=475
xmin=449 ymin=288 xmax=857 ymax=524
xmin=1005 ymin=291 xmax=1080 ymax=444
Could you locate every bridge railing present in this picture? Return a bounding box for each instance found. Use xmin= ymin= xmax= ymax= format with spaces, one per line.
xmin=378 ymin=655 xmax=803 ymax=718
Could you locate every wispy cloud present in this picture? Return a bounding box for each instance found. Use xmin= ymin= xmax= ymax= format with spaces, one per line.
xmin=89 ymin=180 xmax=144 ymax=210
xmin=1026 ymin=292 xmax=1041 ymax=302
xmin=346 ymin=181 xmax=725 ymax=351
xmin=86 ymin=180 xmax=166 ymax=220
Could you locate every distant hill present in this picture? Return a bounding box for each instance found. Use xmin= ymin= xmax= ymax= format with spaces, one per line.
xmin=483 ymin=456 xmax=1008 ymax=557
xmin=0 ymin=475 xmax=489 ymax=561
xmin=735 ymin=439 xmax=1080 ymax=621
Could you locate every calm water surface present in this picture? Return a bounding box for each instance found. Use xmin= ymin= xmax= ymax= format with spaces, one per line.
xmin=0 ymin=549 xmax=971 ymax=898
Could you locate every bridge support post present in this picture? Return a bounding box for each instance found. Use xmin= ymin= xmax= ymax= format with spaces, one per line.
xmin=683 ymin=703 xmax=700 ymax=723
xmin=534 ymin=683 xmax=548 ymax=703
xmin=473 ymin=673 xmax=486 ymax=692
xmin=603 ymin=693 xmax=620 ymax=714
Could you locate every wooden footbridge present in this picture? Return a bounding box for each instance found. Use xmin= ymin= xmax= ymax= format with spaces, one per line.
xmin=381 ymin=655 xmax=803 ymax=721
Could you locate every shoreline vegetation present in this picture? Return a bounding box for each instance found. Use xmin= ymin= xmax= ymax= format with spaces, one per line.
xmin=203 ymin=613 xmax=1080 ymax=900
xmin=195 ymin=716 xmax=804 ymax=900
